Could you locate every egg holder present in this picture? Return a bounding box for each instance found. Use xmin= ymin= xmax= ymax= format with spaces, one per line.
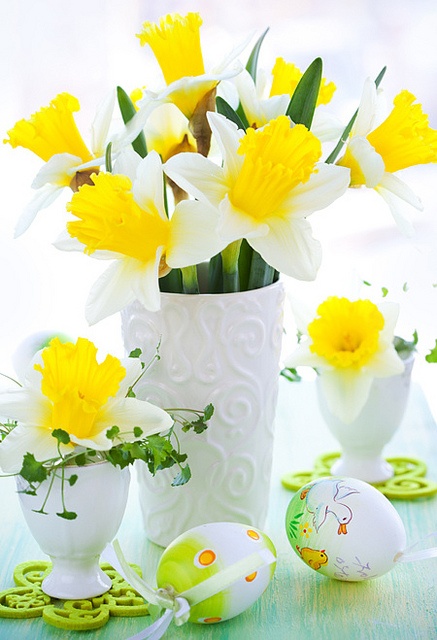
xmin=0 ymin=560 xmax=149 ymax=631
xmin=281 ymin=452 xmax=437 ymax=499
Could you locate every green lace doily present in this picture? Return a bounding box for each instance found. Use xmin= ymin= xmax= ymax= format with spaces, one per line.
xmin=0 ymin=560 xmax=149 ymax=631
xmin=281 ymin=453 xmax=437 ymax=499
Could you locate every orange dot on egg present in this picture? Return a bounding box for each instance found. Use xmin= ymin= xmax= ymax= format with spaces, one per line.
xmin=198 ymin=549 xmax=216 ymax=566
xmin=203 ymin=617 xmax=222 ymax=623
xmin=247 ymin=529 xmax=260 ymax=541
xmin=245 ymin=571 xmax=257 ymax=582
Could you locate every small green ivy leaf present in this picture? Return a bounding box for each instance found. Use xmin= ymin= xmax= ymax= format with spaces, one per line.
xmin=133 ymin=426 xmax=143 ymax=438
xmin=106 ymin=425 xmax=120 ymax=440
xmin=425 ymin=340 xmax=437 ymax=363
xmin=67 ymin=474 xmax=78 ymax=487
xmin=129 ymin=347 xmax=142 ymax=359
xmin=57 ymin=510 xmax=78 ymax=520
xmin=381 ymin=286 xmax=389 ymax=297
xmin=20 ymin=453 xmax=48 ymax=484
xmin=52 ymin=429 xmax=71 ymax=445
xmin=171 ymin=465 xmax=192 ymax=487
xmin=280 ymin=367 xmax=302 ymax=383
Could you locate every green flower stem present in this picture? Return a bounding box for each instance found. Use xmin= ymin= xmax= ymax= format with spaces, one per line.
xmin=181 ymin=266 xmax=199 ymax=294
xmin=221 ymin=240 xmax=242 ymax=293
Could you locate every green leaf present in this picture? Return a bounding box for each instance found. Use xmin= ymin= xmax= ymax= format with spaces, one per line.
xmin=325 ymin=66 xmax=387 ymax=164
xmin=204 ymin=403 xmax=214 ymax=422
xmin=394 ymin=331 xmax=418 ymax=359
xmin=286 ymin=57 xmax=322 ymax=129
xmin=280 ymin=367 xmax=302 ymax=383
xmin=216 ymin=96 xmax=248 ymax=131
xmin=105 ymin=141 xmax=113 ymax=173
xmin=381 ymin=286 xmax=389 ymax=298
xmin=246 ymin=28 xmax=269 ymax=82
xmin=159 ymin=268 xmax=183 ymax=293
xmin=133 ymin=426 xmax=143 ymax=438
xmin=106 ymin=425 xmax=120 ymax=440
xmin=425 ymin=340 xmax=437 ymax=363
xmin=74 ymin=453 xmax=87 ymax=466
xmin=247 ymin=249 xmax=276 ymax=290
xmin=19 ymin=453 xmax=48 ymax=484
xmin=52 ymin=429 xmax=71 ymax=445
xmin=208 ymin=253 xmax=224 ymax=293
xmin=67 ymin=474 xmax=78 ymax=487
xmin=129 ymin=348 xmax=142 ymax=359
xmin=171 ymin=465 xmax=192 ymax=487
xmin=57 ymin=510 xmax=78 ymax=520
xmin=362 ymin=280 xmax=372 ymax=287
xmin=116 ymin=86 xmax=148 ymax=158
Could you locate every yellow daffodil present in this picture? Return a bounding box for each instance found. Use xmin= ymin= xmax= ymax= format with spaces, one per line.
xmin=270 ymin=58 xmax=336 ymax=105
xmin=0 ymin=337 xmax=172 ymax=474
xmin=164 ymin=113 xmax=350 ymax=281
xmin=58 ymin=151 xmax=225 ymax=323
xmin=137 ymin=12 xmax=241 ymax=121
xmin=4 ymin=91 xmax=157 ymax=236
xmin=285 ymin=296 xmax=404 ymax=423
xmin=337 ymin=78 xmax=437 ymax=234
xmin=227 ymin=59 xmax=342 ymax=141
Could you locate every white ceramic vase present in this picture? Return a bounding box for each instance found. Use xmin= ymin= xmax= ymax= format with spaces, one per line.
xmin=317 ymin=354 xmax=414 ymax=483
xmin=121 ymin=281 xmax=285 ymax=546
xmin=16 ymin=461 xmax=130 ymax=599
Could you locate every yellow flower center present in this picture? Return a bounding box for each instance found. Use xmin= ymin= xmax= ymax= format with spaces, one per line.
xmin=269 ymin=58 xmax=336 ymax=106
xmin=308 ymin=297 xmax=384 ymax=369
xmin=137 ymin=13 xmax=205 ymax=85
xmin=34 ymin=337 xmax=125 ymax=440
xmin=229 ymin=116 xmax=321 ymax=220
xmin=367 ymin=90 xmax=437 ymax=173
xmin=66 ymin=172 xmax=171 ymax=262
xmin=4 ymin=93 xmax=93 ymax=165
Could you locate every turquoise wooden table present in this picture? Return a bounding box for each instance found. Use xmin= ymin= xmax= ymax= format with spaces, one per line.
xmin=1 ymin=379 xmax=436 ymax=639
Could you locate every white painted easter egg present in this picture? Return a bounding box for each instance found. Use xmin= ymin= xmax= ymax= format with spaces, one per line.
xmin=285 ymin=477 xmax=407 ymax=581
xmin=156 ymin=522 xmax=276 ymax=624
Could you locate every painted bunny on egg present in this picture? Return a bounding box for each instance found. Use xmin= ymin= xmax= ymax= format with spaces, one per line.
xmin=300 ymin=479 xmax=359 ymax=535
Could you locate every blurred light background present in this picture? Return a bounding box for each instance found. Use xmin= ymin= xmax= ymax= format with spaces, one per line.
xmin=0 ymin=0 xmax=436 ymax=414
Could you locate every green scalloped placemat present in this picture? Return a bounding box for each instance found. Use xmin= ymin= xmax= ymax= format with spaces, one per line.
xmin=281 ymin=453 xmax=437 ymax=499
xmin=0 ymin=560 xmax=149 ymax=631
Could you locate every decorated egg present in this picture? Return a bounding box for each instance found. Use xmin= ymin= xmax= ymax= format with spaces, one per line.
xmin=155 ymin=521 xmax=277 ymax=624
xmin=285 ymin=477 xmax=407 ymax=581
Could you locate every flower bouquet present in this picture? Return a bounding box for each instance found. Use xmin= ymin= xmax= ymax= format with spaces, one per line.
xmin=3 ymin=11 xmax=437 ymax=541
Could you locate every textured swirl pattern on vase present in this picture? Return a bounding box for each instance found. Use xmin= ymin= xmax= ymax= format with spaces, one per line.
xmin=121 ymin=282 xmax=285 ymax=546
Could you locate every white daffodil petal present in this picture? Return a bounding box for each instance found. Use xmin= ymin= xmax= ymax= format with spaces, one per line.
xmin=85 ymin=260 xmax=137 ymax=325
xmin=320 ymin=369 xmax=374 ymax=424
xmin=249 ymin=215 xmax=322 ymax=281
xmin=117 ymin=358 xmax=144 ymax=396
xmin=103 ymin=396 xmax=173 ymax=436
xmin=113 ymin=147 xmax=142 ymax=181
xmin=286 ymin=163 xmax=350 ymax=216
xmin=0 ymin=424 xmax=67 ymax=474
xmin=167 ymin=199 xmax=226 ymax=268
xmin=133 ymin=152 xmax=166 ymax=220
xmin=375 ymin=183 xmax=417 ymax=237
xmin=312 ymin=109 xmax=345 ymax=143
xmin=284 ymin=340 xmax=326 ymax=369
xmin=0 ymin=389 xmax=47 ymax=425
xmin=15 ymin=184 xmax=62 ymax=237
xmin=364 ymin=346 xmax=404 ymax=378
xmin=32 ymin=153 xmax=83 ymax=189
xmin=352 ymin=78 xmax=377 ymax=137
xmin=164 ymin=152 xmax=227 ymax=206
xmin=91 ymin=89 xmax=116 ymax=156
xmin=380 ymin=301 xmax=401 ymax=338
xmin=207 ymin=112 xmax=244 ymax=179
xmin=347 ymin=137 xmax=385 ymax=188
xmin=218 ymin=195 xmax=269 ymax=243
xmin=130 ymin=251 xmax=162 ymax=313
xmin=111 ymin=97 xmax=162 ymax=153
xmin=378 ymin=172 xmax=423 ymax=209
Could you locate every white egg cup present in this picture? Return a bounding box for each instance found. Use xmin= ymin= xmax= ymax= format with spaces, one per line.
xmin=316 ymin=354 xmax=414 ymax=484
